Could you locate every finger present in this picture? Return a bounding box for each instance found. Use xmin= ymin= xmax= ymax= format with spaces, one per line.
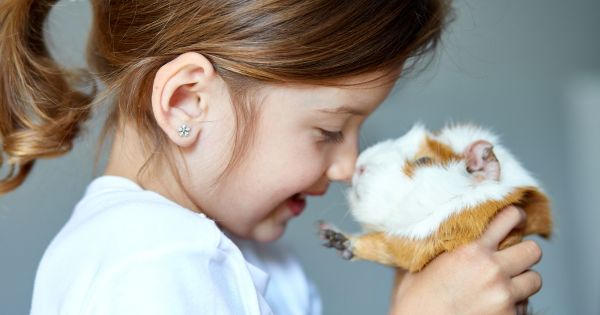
xmin=510 ymin=270 xmax=542 ymax=302
xmin=496 ymin=240 xmax=542 ymax=276
xmin=478 ymin=206 xmax=526 ymax=249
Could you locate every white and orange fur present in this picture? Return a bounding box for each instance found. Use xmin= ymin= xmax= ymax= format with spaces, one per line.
xmin=319 ymin=123 xmax=553 ymax=300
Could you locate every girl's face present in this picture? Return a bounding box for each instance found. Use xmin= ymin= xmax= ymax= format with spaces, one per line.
xmin=188 ymin=72 xmax=397 ymax=242
xmin=150 ymin=54 xmax=397 ymax=242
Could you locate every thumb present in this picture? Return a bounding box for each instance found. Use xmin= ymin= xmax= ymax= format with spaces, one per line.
xmin=478 ymin=206 xmax=526 ymax=250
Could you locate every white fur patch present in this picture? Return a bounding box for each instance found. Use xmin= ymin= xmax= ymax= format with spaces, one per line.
xmin=347 ymin=123 xmax=542 ymax=239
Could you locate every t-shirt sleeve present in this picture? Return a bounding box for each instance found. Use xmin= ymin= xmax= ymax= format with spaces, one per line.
xmin=84 ymin=244 xmax=271 ymax=315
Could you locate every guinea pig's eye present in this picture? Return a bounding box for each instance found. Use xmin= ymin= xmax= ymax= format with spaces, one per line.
xmin=415 ymin=157 xmax=433 ymax=166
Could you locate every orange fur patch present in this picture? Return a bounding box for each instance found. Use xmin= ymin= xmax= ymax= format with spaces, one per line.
xmin=402 ymin=163 xmax=415 ymax=178
xmin=402 ymin=137 xmax=463 ymax=177
xmin=418 ymin=137 xmax=462 ymax=165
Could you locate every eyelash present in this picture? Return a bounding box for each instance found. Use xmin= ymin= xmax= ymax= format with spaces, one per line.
xmin=319 ymin=129 xmax=345 ymax=143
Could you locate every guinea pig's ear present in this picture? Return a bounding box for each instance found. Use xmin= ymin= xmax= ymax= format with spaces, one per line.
xmin=464 ymin=140 xmax=501 ymax=182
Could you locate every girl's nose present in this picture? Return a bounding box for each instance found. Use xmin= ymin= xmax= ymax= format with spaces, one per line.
xmin=326 ymin=152 xmax=357 ymax=183
xmin=326 ymin=161 xmax=355 ymax=183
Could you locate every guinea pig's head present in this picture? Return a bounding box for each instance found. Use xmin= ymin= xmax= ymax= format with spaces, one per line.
xmin=347 ymin=124 xmax=505 ymax=236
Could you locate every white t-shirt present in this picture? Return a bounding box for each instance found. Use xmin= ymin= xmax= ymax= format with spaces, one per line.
xmin=30 ymin=175 xmax=322 ymax=315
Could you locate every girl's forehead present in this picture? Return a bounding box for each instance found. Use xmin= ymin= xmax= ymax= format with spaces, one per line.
xmin=250 ymin=70 xmax=397 ymax=119
xmin=259 ymin=81 xmax=393 ymax=117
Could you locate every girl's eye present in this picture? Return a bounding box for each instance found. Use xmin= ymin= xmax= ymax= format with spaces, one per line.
xmin=319 ymin=128 xmax=344 ymax=143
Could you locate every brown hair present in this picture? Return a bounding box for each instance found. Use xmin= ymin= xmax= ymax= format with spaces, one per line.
xmin=0 ymin=0 xmax=453 ymax=195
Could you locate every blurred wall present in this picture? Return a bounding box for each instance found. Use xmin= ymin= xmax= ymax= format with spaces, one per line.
xmin=564 ymin=76 xmax=600 ymax=315
xmin=1 ymin=0 xmax=599 ymax=314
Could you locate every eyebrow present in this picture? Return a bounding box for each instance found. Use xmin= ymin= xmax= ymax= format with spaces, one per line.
xmin=317 ymin=105 xmax=368 ymax=116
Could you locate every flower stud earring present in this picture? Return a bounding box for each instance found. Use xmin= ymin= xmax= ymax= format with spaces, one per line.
xmin=178 ymin=124 xmax=191 ymax=137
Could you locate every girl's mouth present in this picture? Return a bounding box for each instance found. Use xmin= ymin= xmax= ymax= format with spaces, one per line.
xmin=287 ymin=193 xmax=307 ymax=216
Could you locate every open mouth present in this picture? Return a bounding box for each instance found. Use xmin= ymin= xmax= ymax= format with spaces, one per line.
xmin=287 ymin=193 xmax=307 ymax=216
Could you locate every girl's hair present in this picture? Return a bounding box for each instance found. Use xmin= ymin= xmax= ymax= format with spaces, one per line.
xmin=0 ymin=0 xmax=453 ymax=195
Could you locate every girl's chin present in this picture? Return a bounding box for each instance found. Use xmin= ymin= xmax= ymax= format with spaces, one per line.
xmin=227 ymin=201 xmax=296 ymax=242
xmin=221 ymin=221 xmax=285 ymax=243
xmin=250 ymin=222 xmax=286 ymax=243
xmin=250 ymin=205 xmax=291 ymax=242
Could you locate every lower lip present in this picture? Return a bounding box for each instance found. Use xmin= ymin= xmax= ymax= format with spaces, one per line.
xmin=287 ymin=198 xmax=306 ymax=216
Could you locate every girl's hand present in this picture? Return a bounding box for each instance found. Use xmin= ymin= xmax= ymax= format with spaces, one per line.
xmin=389 ymin=206 xmax=543 ymax=315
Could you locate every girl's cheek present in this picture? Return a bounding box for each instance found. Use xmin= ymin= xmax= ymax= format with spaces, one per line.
xmin=292 ymin=157 xmax=322 ymax=182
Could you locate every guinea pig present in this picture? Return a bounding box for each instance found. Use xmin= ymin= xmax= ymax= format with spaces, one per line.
xmin=318 ymin=123 xmax=553 ymax=272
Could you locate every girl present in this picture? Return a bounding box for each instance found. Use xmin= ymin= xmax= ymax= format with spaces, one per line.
xmin=0 ymin=0 xmax=543 ymax=314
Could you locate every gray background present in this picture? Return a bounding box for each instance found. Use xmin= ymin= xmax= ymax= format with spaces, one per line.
xmin=1 ymin=0 xmax=599 ymax=314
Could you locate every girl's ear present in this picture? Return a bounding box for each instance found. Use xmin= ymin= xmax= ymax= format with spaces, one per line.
xmin=151 ymin=52 xmax=217 ymax=147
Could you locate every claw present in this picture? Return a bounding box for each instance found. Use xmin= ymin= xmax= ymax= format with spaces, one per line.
xmin=317 ymin=222 xmax=354 ymax=259
xmin=322 ymin=241 xmax=335 ymax=248
xmin=341 ymin=249 xmax=354 ymax=260
xmin=334 ymin=240 xmax=346 ymax=250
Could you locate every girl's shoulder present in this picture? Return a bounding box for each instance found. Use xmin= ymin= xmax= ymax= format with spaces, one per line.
xmin=38 ymin=175 xmax=235 ymax=277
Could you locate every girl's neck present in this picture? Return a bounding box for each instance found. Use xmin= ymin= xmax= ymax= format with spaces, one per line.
xmin=103 ymin=123 xmax=202 ymax=213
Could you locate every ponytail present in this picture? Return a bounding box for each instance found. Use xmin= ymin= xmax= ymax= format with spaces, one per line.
xmin=0 ymin=0 xmax=97 ymax=194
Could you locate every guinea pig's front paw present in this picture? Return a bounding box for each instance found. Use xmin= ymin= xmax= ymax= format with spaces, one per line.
xmin=317 ymin=221 xmax=354 ymax=260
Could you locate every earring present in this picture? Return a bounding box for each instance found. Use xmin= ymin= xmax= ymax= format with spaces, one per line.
xmin=178 ymin=124 xmax=191 ymax=137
